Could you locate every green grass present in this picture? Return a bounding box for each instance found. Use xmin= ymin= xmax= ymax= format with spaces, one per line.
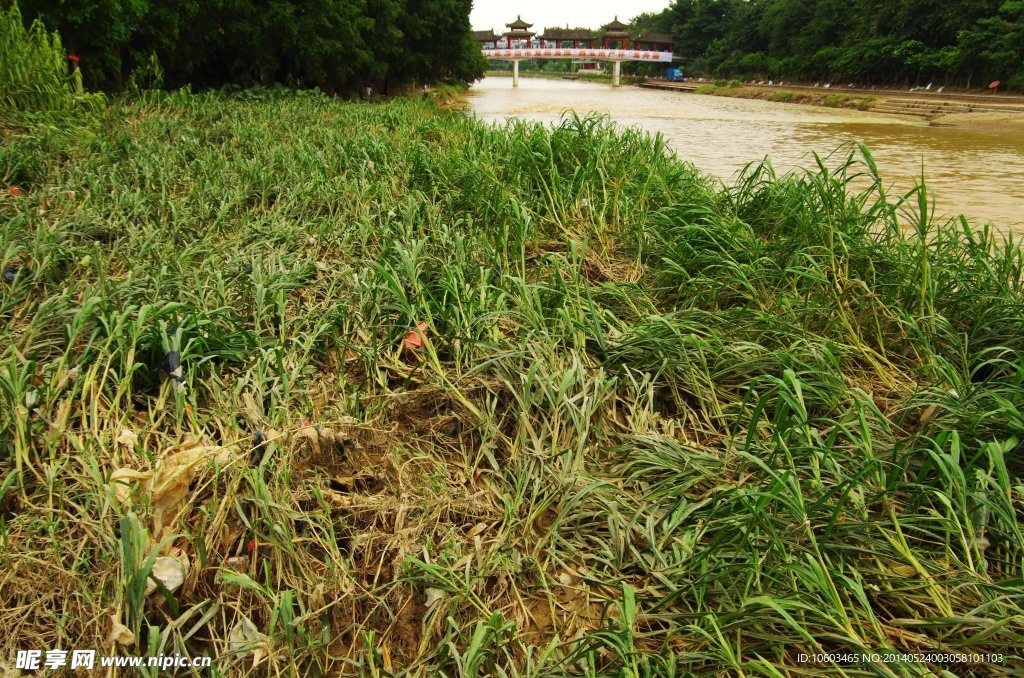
xmin=857 ymin=95 xmax=879 ymax=111
xmin=823 ymin=94 xmax=853 ymax=108
xmin=2 ymin=88 xmax=1023 ymax=676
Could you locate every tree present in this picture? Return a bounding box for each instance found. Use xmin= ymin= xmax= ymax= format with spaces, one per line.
xmin=395 ymin=0 xmax=485 ymax=88
xmin=640 ymin=0 xmax=1024 ymax=88
xmin=957 ymin=1 xmax=1024 ymax=87
xmin=361 ymin=0 xmax=404 ymax=89
xmin=23 ymin=0 xmax=149 ymax=88
xmin=20 ymin=0 xmax=486 ymax=93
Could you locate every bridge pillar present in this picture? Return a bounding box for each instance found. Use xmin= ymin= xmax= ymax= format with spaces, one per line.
xmin=612 ymin=61 xmax=621 ymax=87
xmin=513 ymin=60 xmax=519 ymax=87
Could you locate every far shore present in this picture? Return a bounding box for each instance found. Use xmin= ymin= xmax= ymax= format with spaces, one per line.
xmin=482 ymin=72 xmax=1024 ymax=131
xmin=681 ymin=82 xmax=1024 ymax=131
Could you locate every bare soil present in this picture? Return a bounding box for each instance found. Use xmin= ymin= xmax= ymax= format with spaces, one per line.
xmin=929 ymin=110 xmax=1024 ymax=131
xmin=666 ymin=82 xmax=1024 ymax=130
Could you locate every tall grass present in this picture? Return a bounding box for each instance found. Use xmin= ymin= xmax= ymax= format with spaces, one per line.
xmin=0 ymin=1 xmax=87 ymax=112
xmin=1 ymin=88 xmax=1022 ymax=675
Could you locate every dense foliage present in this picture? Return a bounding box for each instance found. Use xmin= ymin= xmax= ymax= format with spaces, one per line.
xmin=3 ymin=88 xmax=1023 ymax=674
xmin=15 ymin=0 xmax=486 ymax=93
xmin=634 ymin=0 xmax=1024 ymax=89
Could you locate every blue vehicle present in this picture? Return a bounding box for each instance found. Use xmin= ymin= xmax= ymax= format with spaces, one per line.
xmin=666 ymin=67 xmax=684 ymax=82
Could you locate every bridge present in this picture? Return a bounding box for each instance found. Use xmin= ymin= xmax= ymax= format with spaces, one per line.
xmin=474 ymin=16 xmax=675 ymax=87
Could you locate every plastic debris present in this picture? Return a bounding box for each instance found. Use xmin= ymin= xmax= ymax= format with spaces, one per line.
xmin=250 ymin=430 xmax=266 ymax=466
xmin=226 ymin=556 xmax=248 ymax=572
xmin=145 ymin=553 xmax=189 ymax=595
xmin=3 ymin=267 xmax=25 ymax=284
xmin=7 ymin=187 xmax=22 ymax=195
xmin=402 ymin=321 xmax=429 ymax=352
xmin=161 ymin=351 xmax=186 ymax=391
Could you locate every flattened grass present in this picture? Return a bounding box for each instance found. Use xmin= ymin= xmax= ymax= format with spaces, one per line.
xmin=2 ymin=88 xmax=1023 ymax=675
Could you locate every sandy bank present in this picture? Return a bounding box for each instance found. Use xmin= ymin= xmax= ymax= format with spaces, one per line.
xmin=929 ymin=110 xmax=1024 ymax=131
xmin=681 ymin=84 xmax=1024 ymax=131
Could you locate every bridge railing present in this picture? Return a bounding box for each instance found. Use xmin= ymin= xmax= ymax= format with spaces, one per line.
xmin=481 ymin=47 xmax=673 ymax=62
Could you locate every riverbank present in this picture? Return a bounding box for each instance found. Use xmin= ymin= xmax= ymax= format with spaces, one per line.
xmin=2 ymin=90 xmax=1023 ymax=675
xmin=662 ymin=81 xmax=1024 ymax=131
xmin=929 ymin=108 xmax=1024 ymax=130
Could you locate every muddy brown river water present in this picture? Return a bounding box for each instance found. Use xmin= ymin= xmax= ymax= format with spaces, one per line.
xmin=468 ymin=77 xmax=1024 ymax=232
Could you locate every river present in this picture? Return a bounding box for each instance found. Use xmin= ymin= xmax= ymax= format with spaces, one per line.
xmin=467 ymin=77 xmax=1024 ymax=232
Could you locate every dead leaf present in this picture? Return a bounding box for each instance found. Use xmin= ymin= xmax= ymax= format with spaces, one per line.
xmin=109 ymin=468 xmax=153 ymax=504
xmin=108 ymin=615 xmax=134 ymax=646
xmin=890 ymin=565 xmax=918 ymax=578
xmin=117 ymin=428 xmax=139 ymax=448
xmin=322 ymin=489 xmax=352 ymax=508
xmin=330 ymin=475 xmax=355 ymax=492
xmin=424 ymin=587 xmax=446 ymax=608
xmin=229 ymin=616 xmax=267 ymax=666
xmin=149 ymin=443 xmax=232 ymax=511
xmin=293 ymin=426 xmax=350 ymax=455
xmin=241 ymin=392 xmax=264 ymax=422
xmin=466 ymin=522 xmax=488 ymax=538
xmin=294 ymin=426 xmax=327 ymax=454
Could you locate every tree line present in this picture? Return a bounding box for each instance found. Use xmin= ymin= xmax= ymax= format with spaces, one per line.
xmin=633 ymin=0 xmax=1024 ymax=90
xmin=14 ymin=0 xmax=487 ymax=94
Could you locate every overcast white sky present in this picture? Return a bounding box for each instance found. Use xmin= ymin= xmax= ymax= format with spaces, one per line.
xmin=470 ymin=0 xmax=672 ymax=32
